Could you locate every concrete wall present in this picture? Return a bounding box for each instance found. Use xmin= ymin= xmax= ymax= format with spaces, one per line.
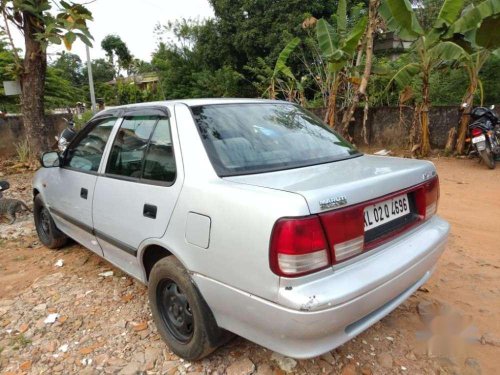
xmin=0 ymin=114 xmax=70 ymax=158
xmin=310 ymin=106 xmax=467 ymax=149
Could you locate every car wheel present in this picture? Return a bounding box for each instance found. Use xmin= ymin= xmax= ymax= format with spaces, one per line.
xmin=34 ymin=195 xmax=68 ymax=249
xmin=148 ymin=256 xmax=230 ymax=360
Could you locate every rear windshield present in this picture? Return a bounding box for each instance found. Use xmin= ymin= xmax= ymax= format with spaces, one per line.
xmin=191 ymin=103 xmax=360 ymax=176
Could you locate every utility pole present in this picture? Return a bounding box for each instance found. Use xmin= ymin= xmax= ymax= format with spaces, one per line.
xmin=86 ymin=44 xmax=97 ymax=113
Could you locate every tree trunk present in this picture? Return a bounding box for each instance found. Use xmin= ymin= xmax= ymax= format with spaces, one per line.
xmin=20 ymin=10 xmax=48 ymax=157
xmin=340 ymin=0 xmax=379 ymax=136
xmin=445 ymin=127 xmax=457 ymax=155
xmin=325 ymin=76 xmax=340 ymax=128
xmin=420 ymin=71 xmax=431 ymax=156
xmin=455 ymin=74 xmax=478 ymax=155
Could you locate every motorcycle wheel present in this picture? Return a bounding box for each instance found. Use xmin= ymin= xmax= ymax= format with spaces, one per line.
xmin=479 ymin=143 xmax=496 ymax=169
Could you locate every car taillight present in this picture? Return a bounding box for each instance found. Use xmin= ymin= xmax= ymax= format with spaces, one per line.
xmin=415 ymin=176 xmax=440 ymax=220
xmin=319 ymin=206 xmax=365 ymax=264
xmin=270 ymin=177 xmax=440 ymax=277
xmin=270 ymin=217 xmax=330 ymax=277
xmin=471 ymin=128 xmax=482 ymax=137
xmin=424 ymin=177 xmax=439 ymax=218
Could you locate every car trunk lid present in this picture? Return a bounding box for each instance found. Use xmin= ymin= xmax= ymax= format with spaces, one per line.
xmin=226 ymin=155 xmax=439 ymax=267
xmin=224 ymin=155 xmax=436 ymax=214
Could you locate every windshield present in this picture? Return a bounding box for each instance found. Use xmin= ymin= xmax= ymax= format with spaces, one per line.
xmin=191 ymin=103 xmax=360 ymax=176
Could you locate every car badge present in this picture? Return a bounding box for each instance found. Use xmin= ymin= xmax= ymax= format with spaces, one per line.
xmin=319 ymin=196 xmax=348 ymax=210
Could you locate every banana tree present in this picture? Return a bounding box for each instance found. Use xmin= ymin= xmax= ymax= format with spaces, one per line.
xmin=246 ymin=37 xmax=301 ymax=101
xmin=340 ymin=0 xmax=380 ymax=136
xmin=449 ymin=0 xmax=500 ymax=154
xmin=314 ymin=0 xmax=367 ymax=127
xmin=381 ymin=0 xmax=470 ymax=156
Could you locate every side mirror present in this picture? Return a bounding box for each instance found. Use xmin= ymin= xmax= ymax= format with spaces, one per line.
xmin=40 ymin=151 xmax=61 ymax=168
xmin=490 ymin=105 xmax=495 ymax=110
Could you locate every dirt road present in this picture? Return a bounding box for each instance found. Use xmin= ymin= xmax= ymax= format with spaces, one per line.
xmin=0 ymin=157 xmax=499 ymax=375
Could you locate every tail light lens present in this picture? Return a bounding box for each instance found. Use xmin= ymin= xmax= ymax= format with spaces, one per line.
xmin=415 ymin=176 xmax=440 ymax=220
xmin=424 ymin=177 xmax=439 ymax=219
xmin=319 ymin=206 xmax=365 ymax=263
xmin=270 ymin=217 xmax=330 ymax=277
xmin=270 ymin=176 xmax=440 ymax=277
xmin=471 ymin=128 xmax=482 ymax=137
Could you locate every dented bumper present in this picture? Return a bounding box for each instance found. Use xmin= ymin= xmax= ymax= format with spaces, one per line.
xmin=193 ymin=216 xmax=449 ymax=359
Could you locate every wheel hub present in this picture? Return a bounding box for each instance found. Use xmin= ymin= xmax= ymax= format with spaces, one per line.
xmin=40 ymin=208 xmax=51 ymax=235
xmin=157 ymin=280 xmax=194 ymax=343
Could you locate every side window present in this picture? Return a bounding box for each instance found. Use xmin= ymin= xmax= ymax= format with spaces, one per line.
xmin=106 ymin=116 xmax=158 ymax=178
xmin=142 ymin=119 xmax=176 ymax=183
xmin=65 ymin=117 xmax=116 ymax=172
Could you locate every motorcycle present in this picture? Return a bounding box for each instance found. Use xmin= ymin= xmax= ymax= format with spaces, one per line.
xmin=55 ymin=118 xmax=77 ymax=152
xmin=463 ymin=103 xmax=500 ymax=169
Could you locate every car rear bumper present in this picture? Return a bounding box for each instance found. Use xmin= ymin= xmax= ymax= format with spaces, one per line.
xmin=193 ymin=216 xmax=449 ymax=359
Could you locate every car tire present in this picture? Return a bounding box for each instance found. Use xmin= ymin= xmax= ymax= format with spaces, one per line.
xmin=148 ymin=256 xmax=231 ymax=360
xmin=34 ymin=195 xmax=68 ymax=249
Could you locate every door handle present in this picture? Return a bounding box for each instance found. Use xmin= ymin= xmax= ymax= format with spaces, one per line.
xmin=143 ymin=204 xmax=157 ymax=219
xmin=80 ymin=188 xmax=88 ymax=199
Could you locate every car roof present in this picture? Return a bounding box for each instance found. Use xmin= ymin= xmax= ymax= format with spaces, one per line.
xmin=95 ymin=98 xmax=290 ymax=118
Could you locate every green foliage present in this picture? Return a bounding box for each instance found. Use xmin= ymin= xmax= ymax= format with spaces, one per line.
xmin=152 ymin=20 xmax=248 ymax=99
xmin=101 ymin=34 xmax=133 ymax=76
xmin=74 ymin=110 xmax=93 ymax=130
xmin=45 ymin=66 xmax=84 ymax=108
xmin=52 ymin=51 xmax=84 ymax=86
xmin=208 ymin=0 xmax=337 ymax=70
xmin=480 ymin=54 xmax=500 ymax=104
xmin=1 ymin=0 xmax=93 ymax=51
xmin=0 ymin=35 xmax=20 ymax=112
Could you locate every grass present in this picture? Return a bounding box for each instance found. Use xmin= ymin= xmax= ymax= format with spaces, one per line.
xmin=15 ymin=137 xmax=32 ymax=164
xmin=9 ymin=334 xmax=31 ymax=350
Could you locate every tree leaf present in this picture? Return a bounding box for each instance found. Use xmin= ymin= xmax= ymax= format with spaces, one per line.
xmin=316 ymin=19 xmax=339 ymax=58
xmin=386 ymin=63 xmax=421 ymax=90
xmin=63 ymin=31 xmax=76 ymax=50
xmin=336 ymin=0 xmax=347 ymax=36
xmin=273 ymin=37 xmax=300 ymax=80
xmin=428 ymin=41 xmax=467 ymax=63
xmin=381 ymin=0 xmax=424 ymax=41
xmin=451 ymin=0 xmax=500 ymax=35
xmin=48 ymin=36 xmax=61 ymax=45
xmin=436 ymin=0 xmax=465 ymax=27
xmin=475 ymin=16 xmax=500 ymax=49
xmin=342 ymin=16 xmax=367 ymax=56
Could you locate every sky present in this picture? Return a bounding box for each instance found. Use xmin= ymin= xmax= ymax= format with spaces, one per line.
xmin=10 ymin=0 xmax=214 ymax=63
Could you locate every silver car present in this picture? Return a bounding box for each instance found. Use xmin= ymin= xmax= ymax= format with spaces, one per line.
xmin=33 ymin=99 xmax=449 ymax=360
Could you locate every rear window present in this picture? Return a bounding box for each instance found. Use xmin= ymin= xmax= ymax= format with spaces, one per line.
xmin=191 ymin=103 xmax=360 ymax=176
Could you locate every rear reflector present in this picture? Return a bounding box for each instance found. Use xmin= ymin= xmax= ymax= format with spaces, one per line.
xmin=471 ymin=128 xmax=482 ymax=137
xmin=270 ymin=216 xmax=330 ymax=277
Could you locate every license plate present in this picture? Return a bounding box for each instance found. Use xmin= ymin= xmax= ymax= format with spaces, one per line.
xmin=472 ymin=134 xmax=486 ymax=144
xmin=364 ymin=194 xmax=410 ymax=231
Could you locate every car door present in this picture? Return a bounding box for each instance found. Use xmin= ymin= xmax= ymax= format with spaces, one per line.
xmin=46 ymin=116 xmax=118 ymax=255
xmin=92 ymin=109 xmax=183 ymax=279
